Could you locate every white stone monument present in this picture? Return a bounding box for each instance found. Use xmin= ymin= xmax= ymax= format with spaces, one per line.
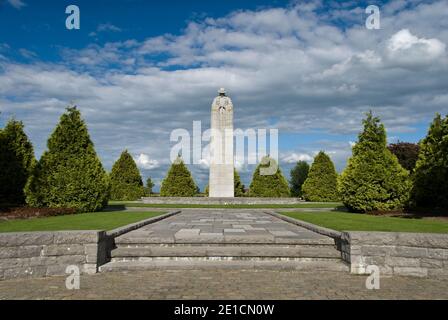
xmin=209 ymin=88 xmax=234 ymax=198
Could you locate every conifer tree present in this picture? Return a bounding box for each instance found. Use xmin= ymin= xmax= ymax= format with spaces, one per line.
xmin=290 ymin=161 xmax=309 ymax=197
xmin=160 ymin=156 xmax=197 ymax=196
xmin=234 ymin=169 xmax=245 ymax=197
xmin=146 ymin=177 xmax=155 ymax=195
xmin=302 ymin=152 xmax=338 ymax=201
xmin=338 ymin=112 xmax=411 ymax=212
xmin=25 ymin=107 xmax=109 ymax=212
xmin=109 ymin=150 xmax=145 ymax=201
xmin=249 ymin=156 xmax=290 ymax=197
xmin=410 ymin=114 xmax=448 ymax=210
xmin=0 ymin=119 xmax=35 ymax=205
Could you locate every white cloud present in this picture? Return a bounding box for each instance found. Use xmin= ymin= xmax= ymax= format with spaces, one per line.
xmin=281 ymin=153 xmax=313 ymax=164
xmin=18 ymin=48 xmax=37 ymax=59
xmin=134 ymin=153 xmax=159 ymax=170
xmin=89 ymin=23 xmax=122 ymax=37
xmin=7 ymin=0 xmax=26 ymax=9
xmin=387 ymin=28 xmax=446 ymax=65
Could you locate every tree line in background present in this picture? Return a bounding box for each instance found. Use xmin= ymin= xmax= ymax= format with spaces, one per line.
xmin=1 ymin=108 xmax=447 ymax=214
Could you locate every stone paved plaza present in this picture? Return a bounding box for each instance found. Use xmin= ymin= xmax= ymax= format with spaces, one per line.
xmin=1 ymin=269 xmax=447 ymax=300
xmin=115 ymin=209 xmax=332 ymax=244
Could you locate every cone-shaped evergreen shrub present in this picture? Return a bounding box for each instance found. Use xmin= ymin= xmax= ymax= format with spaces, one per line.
xmin=234 ymin=169 xmax=245 ymax=197
xmin=110 ymin=150 xmax=145 ymax=201
xmin=302 ymin=152 xmax=338 ymax=201
xmin=249 ymin=156 xmax=290 ymax=197
xmin=338 ymin=112 xmax=411 ymax=212
xmin=0 ymin=119 xmax=35 ymax=205
xmin=160 ymin=156 xmax=197 ymax=197
xmin=25 ymin=107 xmax=109 ymax=212
xmin=290 ymin=161 xmax=309 ymax=197
xmin=410 ymin=114 xmax=448 ymax=210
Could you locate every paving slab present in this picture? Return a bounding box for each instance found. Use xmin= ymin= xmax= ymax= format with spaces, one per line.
xmin=115 ymin=209 xmax=333 ymax=245
xmin=2 ymin=269 xmax=447 ymax=300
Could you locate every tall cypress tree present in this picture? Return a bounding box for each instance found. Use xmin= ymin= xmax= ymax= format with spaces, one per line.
xmin=110 ymin=150 xmax=145 ymax=201
xmin=338 ymin=112 xmax=411 ymax=212
xmin=234 ymin=169 xmax=245 ymax=197
xmin=249 ymin=156 xmax=290 ymax=197
xmin=411 ymin=114 xmax=448 ymax=210
xmin=0 ymin=119 xmax=35 ymax=205
xmin=302 ymin=152 xmax=338 ymax=202
xmin=160 ymin=156 xmax=197 ymax=197
xmin=25 ymin=107 xmax=109 ymax=212
xmin=146 ymin=177 xmax=155 ymax=195
xmin=290 ymin=161 xmax=309 ymax=197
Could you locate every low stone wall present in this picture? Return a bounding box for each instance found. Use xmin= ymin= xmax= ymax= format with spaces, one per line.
xmin=0 ymin=211 xmax=181 ymax=281
xmin=341 ymin=231 xmax=448 ymax=277
xmin=0 ymin=231 xmax=110 ymax=280
xmin=141 ymin=197 xmax=304 ymax=205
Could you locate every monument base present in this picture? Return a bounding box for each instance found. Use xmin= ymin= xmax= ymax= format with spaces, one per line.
xmin=141 ymin=197 xmax=304 ymax=205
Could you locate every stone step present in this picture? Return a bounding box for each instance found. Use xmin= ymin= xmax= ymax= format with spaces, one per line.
xmin=100 ymin=259 xmax=349 ymax=272
xmin=114 ymin=235 xmax=335 ymax=245
xmin=110 ymin=244 xmax=341 ymax=259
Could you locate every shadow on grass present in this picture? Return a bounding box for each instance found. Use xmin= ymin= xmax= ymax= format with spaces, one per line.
xmin=333 ymin=206 xmax=348 ymax=212
xmin=103 ymin=205 xmax=127 ymax=212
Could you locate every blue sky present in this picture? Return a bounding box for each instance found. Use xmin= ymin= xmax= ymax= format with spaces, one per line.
xmin=0 ymin=0 xmax=447 ymax=191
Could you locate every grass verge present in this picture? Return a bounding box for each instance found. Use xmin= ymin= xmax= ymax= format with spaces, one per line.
xmin=0 ymin=211 xmax=165 ymax=233
xmin=281 ymin=211 xmax=448 ymax=233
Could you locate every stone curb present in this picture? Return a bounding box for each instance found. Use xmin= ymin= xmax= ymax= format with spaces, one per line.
xmin=106 ymin=210 xmax=181 ymax=238
xmin=264 ymin=210 xmax=342 ymax=240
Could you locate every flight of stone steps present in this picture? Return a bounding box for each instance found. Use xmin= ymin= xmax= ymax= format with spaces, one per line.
xmin=100 ymin=238 xmax=348 ymax=272
xmin=99 ymin=210 xmax=349 ymax=272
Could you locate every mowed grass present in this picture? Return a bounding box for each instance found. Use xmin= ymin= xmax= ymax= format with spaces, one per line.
xmin=282 ymin=211 xmax=448 ymax=234
xmin=0 ymin=211 xmax=165 ymax=233
xmin=109 ymin=202 xmax=343 ymax=209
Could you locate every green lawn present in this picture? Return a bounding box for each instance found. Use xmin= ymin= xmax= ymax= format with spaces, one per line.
xmin=0 ymin=211 xmax=165 ymax=233
xmin=282 ymin=211 xmax=448 ymax=233
xmin=109 ymin=202 xmax=343 ymax=209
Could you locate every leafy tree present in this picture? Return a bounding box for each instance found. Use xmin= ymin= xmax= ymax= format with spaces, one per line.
xmin=302 ymin=152 xmax=338 ymax=201
xmin=290 ymin=161 xmax=310 ymax=197
xmin=160 ymin=156 xmax=197 ymax=196
xmin=109 ymin=150 xmax=145 ymax=201
xmin=249 ymin=156 xmax=290 ymax=197
xmin=146 ymin=177 xmax=155 ymax=195
xmin=234 ymin=169 xmax=245 ymax=197
xmin=387 ymin=142 xmax=420 ymax=171
xmin=410 ymin=114 xmax=448 ymax=210
xmin=25 ymin=107 xmax=109 ymax=212
xmin=0 ymin=119 xmax=35 ymax=205
xmin=338 ymin=112 xmax=411 ymax=212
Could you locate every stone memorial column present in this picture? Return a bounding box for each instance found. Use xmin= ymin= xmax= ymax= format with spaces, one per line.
xmin=209 ymin=88 xmax=234 ymax=197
